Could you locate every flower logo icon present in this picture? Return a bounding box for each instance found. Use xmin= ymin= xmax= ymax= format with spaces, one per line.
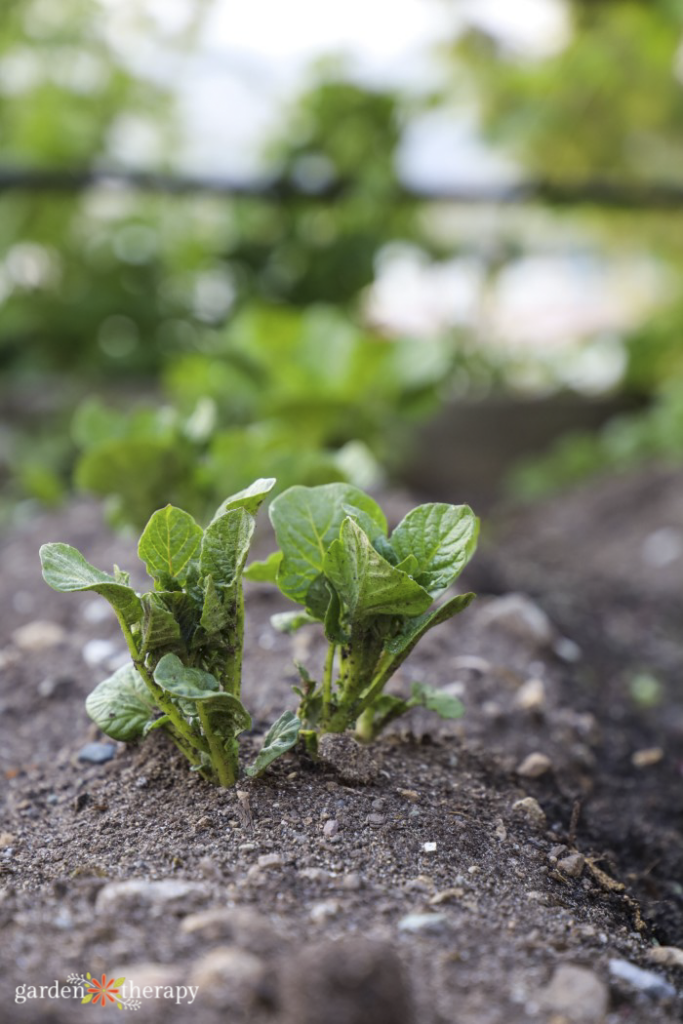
xmin=82 ymin=974 xmax=125 ymax=1009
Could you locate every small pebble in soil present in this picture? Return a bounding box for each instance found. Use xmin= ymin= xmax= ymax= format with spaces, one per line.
xmin=257 ymin=853 xmax=284 ymax=869
xmin=13 ymin=620 xmax=66 ymax=650
xmin=309 ymin=899 xmax=342 ymax=923
xmin=557 ymin=852 xmax=585 ymax=878
xmin=479 ymin=593 xmax=554 ymax=648
xmin=608 ymin=958 xmax=676 ymax=999
xmin=77 ymin=742 xmax=116 ymax=764
xmin=279 ymin=937 xmax=415 ymax=1024
xmin=422 ymin=841 xmax=437 ymax=853
xmin=190 ymin=946 xmax=267 ymax=1010
xmin=631 ymin=747 xmax=664 ymax=768
xmin=516 ymin=752 xmax=553 ymax=778
xmin=514 ymin=678 xmax=546 ymax=711
xmin=323 ymin=819 xmax=339 ymax=837
xmin=512 ymin=796 xmax=547 ymax=829
xmin=398 ymin=912 xmax=448 ymax=934
xmin=81 ymin=638 xmax=120 ymax=666
xmin=539 ymin=963 xmax=609 ymax=1022
xmin=646 ymin=946 xmax=683 ymax=969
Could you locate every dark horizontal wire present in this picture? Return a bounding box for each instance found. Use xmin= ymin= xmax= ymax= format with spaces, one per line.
xmin=2 ymin=166 xmax=683 ymax=209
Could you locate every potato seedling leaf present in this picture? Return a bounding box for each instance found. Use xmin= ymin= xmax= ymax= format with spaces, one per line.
xmin=138 ymin=505 xmax=203 ymax=586
xmin=323 ymin=518 xmax=432 ymax=620
xmin=153 ymin=653 xmax=220 ymax=697
xmin=271 ymin=610 xmax=318 ymax=633
xmin=385 ymin=592 xmax=476 ymax=657
xmin=85 ymin=663 xmax=157 ymax=741
xmin=140 ymin=594 xmax=184 ymax=653
xmin=390 ymin=503 xmax=479 ymax=595
xmin=211 ymin=477 xmax=276 ymax=521
xmin=270 ymin=483 xmax=387 ymax=605
xmin=246 ymin=711 xmax=301 ymax=777
xmin=409 ymin=682 xmax=464 ymax=720
xmin=199 ymin=508 xmax=255 ymax=590
xmin=39 ymin=542 xmax=142 ymax=626
xmin=244 ymin=551 xmax=282 ymax=582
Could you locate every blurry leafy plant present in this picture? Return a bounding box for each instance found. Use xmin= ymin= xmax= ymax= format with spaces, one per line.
xmin=40 ymin=478 xmax=300 ymax=786
xmin=246 ymin=483 xmax=478 ymax=746
xmin=72 ymin=304 xmax=451 ymax=528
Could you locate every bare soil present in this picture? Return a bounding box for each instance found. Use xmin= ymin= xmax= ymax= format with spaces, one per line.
xmin=1 ymin=467 xmax=682 ymax=1023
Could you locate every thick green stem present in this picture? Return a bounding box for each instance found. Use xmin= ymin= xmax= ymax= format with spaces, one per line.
xmin=321 ymin=642 xmax=336 ymax=723
xmin=195 ymin=704 xmax=237 ymax=787
xmin=354 ymin=708 xmax=375 ymax=742
xmin=166 ymin=727 xmax=214 ymax=782
xmin=221 ymin=585 xmax=244 ymax=697
xmin=116 ymin=612 xmax=209 ymax=755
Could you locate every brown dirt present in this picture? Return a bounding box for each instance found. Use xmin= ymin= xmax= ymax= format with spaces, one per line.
xmin=1 ymin=469 xmax=682 ymax=1023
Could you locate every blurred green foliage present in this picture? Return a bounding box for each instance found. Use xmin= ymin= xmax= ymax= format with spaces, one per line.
xmin=71 ymin=305 xmax=452 ymax=528
xmin=451 ymin=0 xmax=683 ymax=495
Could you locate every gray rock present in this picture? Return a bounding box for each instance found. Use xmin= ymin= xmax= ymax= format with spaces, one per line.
xmin=318 ymin=733 xmax=377 ymax=784
xmin=77 ymin=742 xmax=117 ymax=764
xmin=516 ymin=752 xmax=553 ymax=778
xmin=13 ymin=620 xmax=66 ymax=650
xmin=512 ymin=796 xmax=547 ymax=829
xmin=280 ymin=937 xmax=414 ymax=1024
xmin=398 ymin=912 xmax=448 ymax=934
xmin=189 ymin=946 xmax=267 ymax=1010
xmin=557 ymin=852 xmax=585 ymax=878
xmin=180 ymin=906 xmax=282 ymax=955
xmin=608 ymin=958 xmax=676 ymax=999
xmin=479 ymin=594 xmax=554 ymax=648
xmin=647 ymin=946 xmax=683 ymax=969
xmin=540 ymin=964 xmax=609 ymax=1022
xmin=96 ymin=879 xmax=210 ymax=915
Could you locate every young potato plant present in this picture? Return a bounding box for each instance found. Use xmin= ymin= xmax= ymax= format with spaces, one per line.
xmin=246 ymin=483 xmax=479 ymax=748
xmin=39 ymin=479 xmax=300 ymax=787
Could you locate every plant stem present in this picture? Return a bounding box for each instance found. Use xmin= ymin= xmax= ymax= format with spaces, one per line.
xmin=221 ymin=585 xmax=244 ymax=697
xmin=195 ymin=704 xmax=237 ymax=787
xmin=321 ymin=642 xmax=336 ymax=723
xmin=115 ymin=611 xmax=209 ymax=755
xmin=166 ymin=727 xmax=214 ymax=782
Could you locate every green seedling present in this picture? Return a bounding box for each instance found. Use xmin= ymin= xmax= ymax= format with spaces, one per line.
xmin=246 ymin=483 xmax=479 ymax=747
xmin=40 ymin=478 xmax=300 ymax=786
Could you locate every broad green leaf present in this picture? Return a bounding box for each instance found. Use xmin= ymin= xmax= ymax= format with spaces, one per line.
xmin=341 ymin=503 xmax=387 ymax=543
xmin=140 ymin=594 xmax=183 ymax=653
xmin=199 ymin=576 xmax=236 ymax=637
xmin=395 ymin=553 xmax=419 ymax=576
xmin=246 ymin=711 xmax=301 ymax=777
xmin=323 ymin=584 xmax=347 ymax=644
xmin=85 ymin=663 xmax=157 ymax=741
xmin=153 ymin=654 xmax=250 ymax=734
xmin=153 ymin=653 xmax=219 ymax=697
xmin=305 ymin=574 xmax=332 ymax=619
xmin=211 ymin=477 xmax=276 ymax=521
xmin=385 ymin=593 xmax=476 ymax=657
xmin=409 ymin=682 xmax=464 ymax=720
xmin=39 ymin=543 xmax=142 ymax=626
xmin=270 ymin=483 xmax=387 ymax=605
xmin=367 ymin=693 xmax=407 ymax=719
xmin=271 ymin=610 xmax=318 ymax=633
xmin=244 ymin=551 xmax=282 ymax=582
xmin=138 ymin=505 xmax=203 ymax=586
xmin=199 ymin=508 xmax=255 ymax=589
xmin=323 ymin=518 xmax=432 ymax=620
xmin=390 ymin=504 xmax=479 ymax=595
xmin=193 ymin=691 xmax=252 ymax=737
